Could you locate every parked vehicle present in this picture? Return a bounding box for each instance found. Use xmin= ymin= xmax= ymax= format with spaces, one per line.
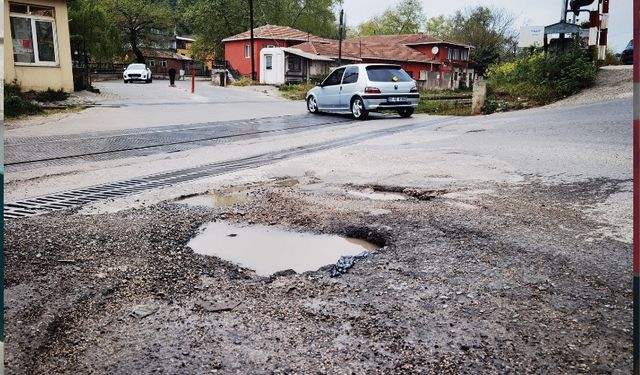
xmin=123 ymin=63 xmax=153 ymax=83
xmin=306 ymin=64 xmax=419 ymax=120
xmin=621 ymin=40 xmax=633 ymax=65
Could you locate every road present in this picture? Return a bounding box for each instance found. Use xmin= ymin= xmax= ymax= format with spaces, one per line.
xmin=3 ymin=81 xmax=634 ymax=373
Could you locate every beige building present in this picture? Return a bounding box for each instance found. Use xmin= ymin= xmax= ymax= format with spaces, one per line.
xmin=4 ymin=0 xmax=73 ymax=92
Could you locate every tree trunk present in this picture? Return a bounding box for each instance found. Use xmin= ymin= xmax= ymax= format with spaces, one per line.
xmin=130 ymin=34 xmax=145 ymax=63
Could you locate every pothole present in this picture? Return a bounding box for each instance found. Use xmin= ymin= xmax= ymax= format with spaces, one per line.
xmin=174 ymin=191 xmax=249 ymax=208
xmin=346 ymin=188 xmax=407 ymax=201
xmin=187 ymin=221 xmax=379 ymax=276
xmin=350 ymin=185 xmax=448 ymax=201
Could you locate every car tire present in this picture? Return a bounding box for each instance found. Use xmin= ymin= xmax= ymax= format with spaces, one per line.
xmin=398 ymin=108 xmax=414 ymax=118
xmin=351 ymin=97 xmax=368 ymax=120
xmin=124 ymin=80 xmax=128 ymax=84
xmin=307 ymin=96 xmax=319 ymax=114
xmin=149 ymin=77 xmax=152 ymax=83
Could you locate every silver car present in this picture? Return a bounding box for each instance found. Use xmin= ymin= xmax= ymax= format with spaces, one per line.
xmin=306 ymin=64 xmax=419 ymax=120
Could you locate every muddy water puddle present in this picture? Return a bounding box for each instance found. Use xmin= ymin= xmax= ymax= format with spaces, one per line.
xmin=188 ymin=222 xmax=378 ymax=276
xmin=176 ymin=192 xmax=248 ymax=208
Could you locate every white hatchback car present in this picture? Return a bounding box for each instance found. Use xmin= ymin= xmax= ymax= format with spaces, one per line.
xmin=123 ymin=63 xmax=152 ymax=84
xmin=306 ymin=64 xmax=419 ymax=120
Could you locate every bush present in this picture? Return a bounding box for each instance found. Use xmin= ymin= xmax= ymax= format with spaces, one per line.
xmin=5 ymin=94 xmax=42 ymax=118
xmin=30 ymin=88 xmax=69 ymax=102
xmin=485 ymin=42 xmax=597 ymax=105
xmin=4 ymin=80 xmax=45 ymax=117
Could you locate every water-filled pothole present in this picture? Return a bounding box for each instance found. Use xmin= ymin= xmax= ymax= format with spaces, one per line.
xmin=175 ymin=192 xmax=248 ymax=208
xmin=187 ymin=222 xmax=378 ymax=276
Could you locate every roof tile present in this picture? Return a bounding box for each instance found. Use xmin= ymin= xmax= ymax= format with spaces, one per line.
xmin=222 ymin=25 xmax=330 ymax=43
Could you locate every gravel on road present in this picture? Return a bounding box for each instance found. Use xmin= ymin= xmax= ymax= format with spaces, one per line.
xmin=4 ymin=176 xmax=632 ymax=374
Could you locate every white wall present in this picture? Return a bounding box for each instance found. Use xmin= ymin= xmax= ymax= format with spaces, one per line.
xmin=260 ymin=48 xmax=285 ymax=85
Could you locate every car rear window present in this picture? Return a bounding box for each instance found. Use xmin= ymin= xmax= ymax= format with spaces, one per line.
xmin=366 ymin=66 xmax=413 ymax=82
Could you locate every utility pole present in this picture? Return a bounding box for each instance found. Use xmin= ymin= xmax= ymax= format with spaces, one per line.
xmin=338 ymin=9 xmax=343 ymax=65
xmin=560 ymin=0 xmax=569 ymax=51
xmin=249 ymin=0 xmax=256 ymax=81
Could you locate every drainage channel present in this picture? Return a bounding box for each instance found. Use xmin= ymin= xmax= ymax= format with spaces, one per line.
xmin=4 ymin=117 xmax=452 ymax=220
xmin=5 ymin=114 xmax=356 ymax=172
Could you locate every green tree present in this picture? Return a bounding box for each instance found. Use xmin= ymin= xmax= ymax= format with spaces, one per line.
xmin=103 ymin=0 xmax=174 ymax=63
xmin=424 ymin=15 xmax=451 ymax=38
xmin=68 ymin=0 xmax=122 ymax=63
xmin=181 ymin=0 xmax=338 ymax=60
xmin=426 ymin=7 xmax=517 ymax=74
xmin=356 ymin=0 xmax=425 ymax=35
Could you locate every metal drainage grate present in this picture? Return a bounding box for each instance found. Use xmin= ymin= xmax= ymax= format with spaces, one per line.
xmin=5 ymin=117 xmax=453 ymax=220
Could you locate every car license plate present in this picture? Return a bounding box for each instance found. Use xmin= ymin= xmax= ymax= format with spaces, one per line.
xmin=387 ymin=97 xmax=404 ymax=103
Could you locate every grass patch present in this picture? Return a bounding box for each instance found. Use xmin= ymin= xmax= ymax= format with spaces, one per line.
xmin=416 ymin=98 xmax=471 ymax=116
xmin=42 ymin=105 xmax=85 ymax=116
xmin=278 ymin=83 xmax=315 ymax=100
xmin=420 ymin=88 xmax=472 ymax=99
xmin=232 ymin=76 xmax=258 ymax=86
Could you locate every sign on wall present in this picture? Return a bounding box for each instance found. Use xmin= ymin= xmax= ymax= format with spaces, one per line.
xmin=518 ymin=26 xmax=545 ymax=48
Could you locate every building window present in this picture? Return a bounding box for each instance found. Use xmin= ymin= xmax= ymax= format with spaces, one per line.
xmin=9 ymin=3 xmax=58 ymax=65
xmin=265 ymin=55 xmax=273 ymax=70
xmin=160 ymin=60 xmax=167 ymax=68
xmin=447 ymin=49 xmax=452 ymax=60
xmin=288 ymin=56 xmax=301 ymax=72
xmin=245 ymin=44 xmax=251 ymax=58
xmin=147 ymin=59 xmax=155 ymax=67
xmin=453 ymin=49 xmax=460 ymax=60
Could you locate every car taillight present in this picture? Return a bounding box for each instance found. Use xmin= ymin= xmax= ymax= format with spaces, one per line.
xmin=410 ymin=87 xmax=418 ymax=93
xmin=365 ymin=87 xmax=381 ymax=94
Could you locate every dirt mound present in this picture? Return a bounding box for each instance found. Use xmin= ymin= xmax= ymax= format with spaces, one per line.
xmin=548 ymin=65 xmax=632 ymax=107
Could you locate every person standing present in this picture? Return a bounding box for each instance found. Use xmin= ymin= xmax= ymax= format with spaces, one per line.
xmin=168 ymin=68 xmax=177 ymax=87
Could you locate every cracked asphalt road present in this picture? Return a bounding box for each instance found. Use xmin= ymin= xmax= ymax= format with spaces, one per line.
xmin=3 ymin=80 xmax=633 ymax=374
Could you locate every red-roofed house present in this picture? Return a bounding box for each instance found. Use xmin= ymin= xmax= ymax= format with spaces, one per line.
xmin=223 ymin=26 xmax=476 ymax=89
xmin=221 ymin=25 xmax=330 ymax=81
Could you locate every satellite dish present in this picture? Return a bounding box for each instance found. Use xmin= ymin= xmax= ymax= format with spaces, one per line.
xmin=431 ymin=46 xmax=439 ymax=55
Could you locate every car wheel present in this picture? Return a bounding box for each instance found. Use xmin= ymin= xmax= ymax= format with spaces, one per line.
xmin=307 ymin=96 xmax=319 ymax=114
xmin=351 ymin=97 xmax=368 ymax=120
xmin=398 ymin=108 xmax=414 ymax=118
xmin=149 ymin=77 xmax=152 ymax=83
xmin=124 ymin=79 xmax=128 ymax=84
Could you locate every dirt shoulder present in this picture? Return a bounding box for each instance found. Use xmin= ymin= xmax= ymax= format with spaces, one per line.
xmin=547 ymin=65 xmax=632 ymax=108
xmin=4 ymin=176 xmax=632 ymax=374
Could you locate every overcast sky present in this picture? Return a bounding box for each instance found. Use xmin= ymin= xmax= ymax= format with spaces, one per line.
xmin=342 ymin=0 xmax=632 ymax=52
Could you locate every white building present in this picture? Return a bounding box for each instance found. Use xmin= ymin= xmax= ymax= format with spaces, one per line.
xmin=259 ymin=47 xmax=334 ymax=85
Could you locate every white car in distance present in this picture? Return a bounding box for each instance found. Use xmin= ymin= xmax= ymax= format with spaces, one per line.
xmin=123 ymin=63 xmax=153 ymax=84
